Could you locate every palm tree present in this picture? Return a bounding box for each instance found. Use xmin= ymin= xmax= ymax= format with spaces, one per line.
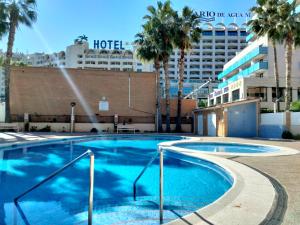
xmin=276 ymin=0 xmax=300 ymax=111
xmin=0 ymin=2 xmax=8 ymax=38
xmin=248 ymin=0 xmax=283 ymax=112
xmin=135 ymin=25 xmax=163 ymax=132
xmin=173 ymin=7 xmax=201 ymax=132
xmin=143 ymin=0 xmax=175 ymax=132
xmin=2 ymin=0 xmax=37 ymax=122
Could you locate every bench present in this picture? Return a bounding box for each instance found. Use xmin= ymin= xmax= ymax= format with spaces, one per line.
xmin=0 ymin=123 xmax=19 ymax=132
xmin=117 ymin=125 xmax=136 ymax=134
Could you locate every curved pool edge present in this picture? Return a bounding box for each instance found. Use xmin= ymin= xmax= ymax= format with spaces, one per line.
xmin=163 ymin=137 xmax=299 ymax=157
xmin=159 ymin=141 xmax=277 ymax=225
xmin=0 ymin=133 xmax=189 ymax=152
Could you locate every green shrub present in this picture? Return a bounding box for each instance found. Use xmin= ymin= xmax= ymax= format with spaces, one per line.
xmin=90 ymin=128 xmax=98 ymax=133
xmin=39 ymin=125 xmax=51 ymax=132
xmin=260 ymin=108 xmax=274 ymax=113
xmin=282 ymin=130 xmax=294 ymax=139
xmin=294 ymin=134 xmax=300 ymax=140
xmin=290 ymin=101 xmax=300 ymax=112
xmin=198 ymin=100 xmax=207 ymax=108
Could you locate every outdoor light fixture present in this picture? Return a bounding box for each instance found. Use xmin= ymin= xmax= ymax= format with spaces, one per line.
xmin=70 ymin=102 xmax=76 ymax=133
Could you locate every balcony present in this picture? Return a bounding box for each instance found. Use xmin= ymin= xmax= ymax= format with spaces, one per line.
xmin=218 ymin=61 xmax=268 ymax=89
xmin=218 ymin=46 xmax=268 ymax=80
xmin=246 ymin=33 xmax=255 ymax=42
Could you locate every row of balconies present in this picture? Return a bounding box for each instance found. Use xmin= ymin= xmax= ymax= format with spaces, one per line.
xmin=218 ymin=46 xmax=268 ymax=80
xmin=218 ymin=61 xmax=269 ymax=89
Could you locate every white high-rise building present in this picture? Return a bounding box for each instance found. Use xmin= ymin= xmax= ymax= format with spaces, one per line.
xmin=23 ymin=23 xmax=247 ymax=100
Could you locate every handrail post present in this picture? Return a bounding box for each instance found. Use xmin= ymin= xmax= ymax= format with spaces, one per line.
xmin=159 ymin=146 xmax=164 ymax=224
xmin=88 ymin=151 xmax=94 ymax=225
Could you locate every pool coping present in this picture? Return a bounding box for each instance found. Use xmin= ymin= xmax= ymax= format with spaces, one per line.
xmin=0 ymin=134 xmax=281 ymax=224
xmin=159 ymin=141 xmax=277 ymax=225
xmin=164 ymin=137 xmax=299 ymax=157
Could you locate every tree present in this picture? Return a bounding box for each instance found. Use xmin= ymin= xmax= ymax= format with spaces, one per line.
xmin=143 ymin=0 xmax=175 ymax=132
xmin=135 ymin=25 xmax=163 ymax=132
xmin=276 ymin=0 xmax=300 ymax=111
xmin=248 ymin=0 xmax=283 ymax=112
xmin=173 ymin=7 xmax=201 ymax=132
xmin=1 ymin=0 xmax=37 ymax=122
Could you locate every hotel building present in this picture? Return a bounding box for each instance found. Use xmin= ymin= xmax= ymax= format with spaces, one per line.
xmin=21 ymin=22 xmax=248 ymax=100
xmin=207 ymin=34 xmax=300 ymax=110
xmin=163 ymin=22 xmax=248 ymax=99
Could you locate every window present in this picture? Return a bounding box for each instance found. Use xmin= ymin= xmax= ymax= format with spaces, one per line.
xmin=111 ymin=61 xmax=120 ymax=65
xmin=228 ymin=31 xmax=238 ymax=36
xmin=298 ymin=88 xmax=300 ymax=100
xmin=232 ymin=89 xmax=240 ymax=101
xmin=247 ymin=87 xmax=267 ymax=102
xmin=203 ymin=30 xmax=213 ymax=36
xmin=223 ymin=93 xmax=229 ymax=103
xmin=216 ymin=96 xmax=221 ymax=104
xmin=203 ymin=39 xmax=212 ymax=43
xmin=215 ymin=31 xmax=225 ymax=36
xmin=240 ymin=31 xmax=247 ymax=36
xmin=111 ymin=68 xmax=121 ymax=71
xmin=272 ymin=87 xmax=292 ymax=102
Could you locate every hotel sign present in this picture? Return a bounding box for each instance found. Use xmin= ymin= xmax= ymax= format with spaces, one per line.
xmin=199 ymin=11 xmax=251 ymax=22
xmin=94 ymin=40 xmax=125 ymax=50
xmin=229 ymin=80 xmax=243 ymax=91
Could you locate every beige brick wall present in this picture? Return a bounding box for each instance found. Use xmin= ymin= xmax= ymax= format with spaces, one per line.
xmin=10 ymin=67 xmax=197 ymax=125
xmin=10 ymin=67 xmax=156 ymax=117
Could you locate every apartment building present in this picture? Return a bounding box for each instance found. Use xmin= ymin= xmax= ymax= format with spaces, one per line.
xmin=207 ymin=35 xmax=300 ymax=110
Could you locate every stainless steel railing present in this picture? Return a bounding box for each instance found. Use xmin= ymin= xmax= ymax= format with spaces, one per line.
xmin=14 ymin=150 xmax=95 ymax=225
xmin=133 ymin=146 xmax=164 ymax=224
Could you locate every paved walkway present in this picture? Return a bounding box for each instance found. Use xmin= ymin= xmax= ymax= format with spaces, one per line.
xmin=0 ymin=133 xmax=299 ymax=224
xmin=196 ymin=137 xmax=300 ymax=225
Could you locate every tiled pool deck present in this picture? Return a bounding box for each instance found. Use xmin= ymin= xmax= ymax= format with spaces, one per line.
xmin=0 ymin=132 xmax=299 ymax=224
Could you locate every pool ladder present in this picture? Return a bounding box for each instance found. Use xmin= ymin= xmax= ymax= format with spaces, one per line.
xmin=133 ymin=146 xmax=164 ymax=224
xmin=13 ymin=150 xmax=95 ymax=225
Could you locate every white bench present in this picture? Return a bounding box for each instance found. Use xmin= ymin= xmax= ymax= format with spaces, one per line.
xmin=117 ymin=125 xmax=136 ymax=134
xmin=0 ymin=123 xmax=19 ymax=132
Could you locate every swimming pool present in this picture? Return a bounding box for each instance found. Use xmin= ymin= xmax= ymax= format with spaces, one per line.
xmin=0 ymin=135 xmax=233 ymax=225
xmin=173 ymin=142 xmax=279 ymax=154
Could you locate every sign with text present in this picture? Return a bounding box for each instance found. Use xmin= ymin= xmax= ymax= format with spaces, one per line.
xmin=94 ymin=40 xmax=125 ymax=50
xmin=199 ymin=10 xmax=251 ymax=22
xmin=99 ymin=100 xmax=109 ymax=111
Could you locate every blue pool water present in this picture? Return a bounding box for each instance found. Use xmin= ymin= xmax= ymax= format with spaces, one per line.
xmin=0 ymin=136 xmax=233 ymax=225
xmin=174 ymin=142 xmax=279 ymax=153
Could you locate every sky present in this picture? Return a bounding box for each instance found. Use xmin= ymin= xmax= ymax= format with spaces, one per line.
xmin=0 ymin=0 xmax=256 ymax=54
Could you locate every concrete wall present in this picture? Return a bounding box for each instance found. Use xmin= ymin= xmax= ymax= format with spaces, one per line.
xmin=26 ymin=123 xmax=156 ymax=133
xmin=227 ymin=102 xmax=257 ymax=137
xmin=291 ymin=112 xmax=300 ymax=135
xmin=259 ymin=112 xmax=286 ymax=138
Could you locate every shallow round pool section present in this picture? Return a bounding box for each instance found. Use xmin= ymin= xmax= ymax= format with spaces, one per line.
xmin=173 ymin=142 xmax=280 ymax=154
xmin=0 ymin=135 xmax=233 ymax=225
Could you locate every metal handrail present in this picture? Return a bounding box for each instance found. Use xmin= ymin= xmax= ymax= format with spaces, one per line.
xmin=133 ymin=146 xmax=164 ymax=224
xmin=14 ymin=150 xmax=95 ymax=225
xmin=133 ymin=151 xmax=159 ymax=201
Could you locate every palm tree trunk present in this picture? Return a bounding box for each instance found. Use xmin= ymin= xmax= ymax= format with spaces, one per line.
xmin=155 ymin=59 xmax=163 ymax=132
xmin=163 ymin=56 xmax=171 ymax=133
xmin=285 ymin=37 xmax=293 ymax=111
xmin=176 ymin=48 xmax=185 ymax=132
xmin=4 ymin=19 xmax=17 ymax=123
xmin=272 ymin=42 xmax=280 ymax=112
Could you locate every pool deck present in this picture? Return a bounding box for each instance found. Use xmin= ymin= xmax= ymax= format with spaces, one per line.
xmin=0 ymin=132 xmax=299 ymax=224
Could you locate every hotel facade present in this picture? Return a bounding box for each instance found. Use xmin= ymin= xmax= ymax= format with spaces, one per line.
xmin=207 ymin=34 xmax=300 ymax=110
xmin=22 ymin=23 xmax=247 ymax=100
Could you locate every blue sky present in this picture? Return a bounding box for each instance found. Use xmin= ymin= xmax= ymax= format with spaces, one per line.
xmin=0 ymin=0 xmax=256 ymax=54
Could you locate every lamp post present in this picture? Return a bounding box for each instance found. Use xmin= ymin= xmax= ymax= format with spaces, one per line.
xmin=70 ymin=102 xmax=76 ymax=133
